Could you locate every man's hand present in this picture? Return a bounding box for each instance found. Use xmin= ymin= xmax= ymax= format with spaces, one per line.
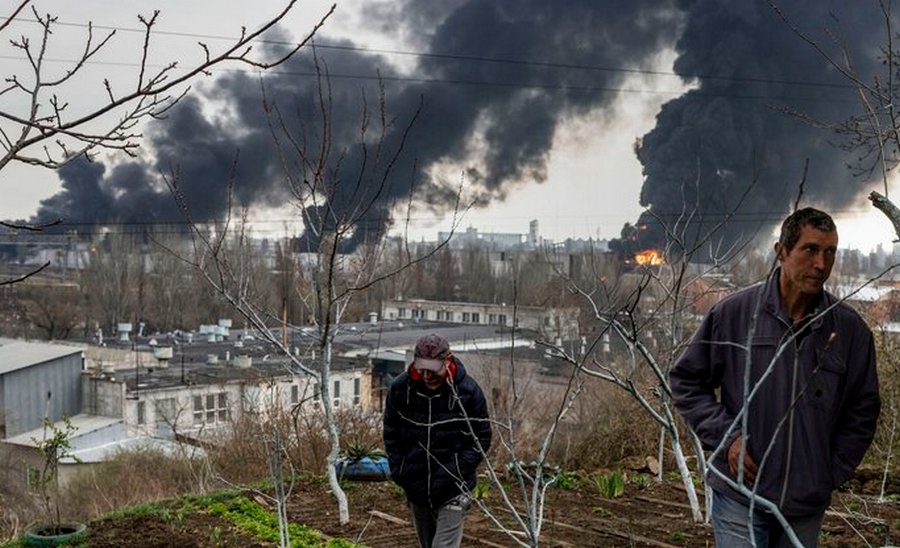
xmin=728 ymin=436 xmax=758 ymax=485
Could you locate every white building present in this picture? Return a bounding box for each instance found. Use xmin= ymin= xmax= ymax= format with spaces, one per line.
xmin=381 ymin=298 xmax=580 ymax=340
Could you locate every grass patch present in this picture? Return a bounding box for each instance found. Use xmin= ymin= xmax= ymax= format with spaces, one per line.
xmin=101 ymin=500 xmax=170 ymax=521
xmin=207 ymin=496 xmax=357 ymax=547
xmin=593 ymin=471 xmax=625 ymax=499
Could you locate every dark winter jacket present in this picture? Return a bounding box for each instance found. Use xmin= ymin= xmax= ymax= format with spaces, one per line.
xmin=382 ymin=356 xmax=492 ymax=508
xmin=670 ymin=269 xmax=880 ymax=516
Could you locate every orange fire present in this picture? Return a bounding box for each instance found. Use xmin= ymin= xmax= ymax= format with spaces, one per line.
xmin=634 ymin=249 xmax=664 ymax=266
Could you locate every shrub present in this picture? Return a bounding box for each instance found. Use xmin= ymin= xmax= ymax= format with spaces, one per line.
xmin=63 ymin=447 xmax=202 ymax=519
xmin=594 ymin=471 xmax=625 ymax=499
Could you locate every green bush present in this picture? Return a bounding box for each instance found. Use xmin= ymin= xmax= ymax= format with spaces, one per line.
xmin=554 ymin=470 xmax=580 ymax=490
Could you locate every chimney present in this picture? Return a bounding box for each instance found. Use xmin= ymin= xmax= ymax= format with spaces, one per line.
xmin=117 ymin=323 xmax=132 ymax=343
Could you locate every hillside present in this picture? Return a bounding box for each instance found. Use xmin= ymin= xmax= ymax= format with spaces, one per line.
xmin=10 ymin=471 xmax=900 ymax=547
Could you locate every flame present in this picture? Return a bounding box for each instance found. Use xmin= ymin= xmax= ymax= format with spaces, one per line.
xmin=634 ymin=249 xmax=664 ymax=266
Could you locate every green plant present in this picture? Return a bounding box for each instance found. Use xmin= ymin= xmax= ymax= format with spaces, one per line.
xmin=630 ymin=473 xmax=651 ymax=489
xmin=341 ymin=443 xmax=385 ymax=461
xmin=593 ymin=471 xmax=626 ymax=499
xmin=209 ymin=525 xmax=224 ymax=545
xmin=592 ymin=506 xmax=613 ymax=518
xmin=670 ymin=531 xmax=686 ymax=542
xmin=30 ymin=415 xmax=80 ymax=534
xmin=555 ymin=470 xmax=580 ymax=490
xmin=207 ymin=495 xmax=359 ymax=547
xmin=472 ymin=478 xmax=490 ymax=501
xmin=327 ymin=539 xmax=358 ymax=548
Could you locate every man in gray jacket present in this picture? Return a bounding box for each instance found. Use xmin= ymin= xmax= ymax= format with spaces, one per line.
xmin=670 ymin=207 xmax=880 ymax=547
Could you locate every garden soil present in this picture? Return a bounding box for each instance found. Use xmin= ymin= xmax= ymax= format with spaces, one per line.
xmin=83 ymin=467 xmax=900 ymax=547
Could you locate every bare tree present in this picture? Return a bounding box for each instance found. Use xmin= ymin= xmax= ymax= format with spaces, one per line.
xmin=0 ymin=0 xmax=335 ymax=285
xmin=11 ymin=282 xmax=80 ymax=340
xmin=161 ymin=59 xmax=467 ymax=536
xmin=518 ymin=174 xmax=762 ymax=526
xmin=770 ymin=5 xmax=900 ymax=539
xmin=79 ymin=231 xmax=140 ymax=334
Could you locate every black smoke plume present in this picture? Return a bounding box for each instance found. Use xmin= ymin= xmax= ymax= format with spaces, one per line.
xmin=31 ymin=0 xmax=681 ymax=249
xmin=617 ymin=0 xmax=887 ymax=258
xmin=27 ymin=1 xmax=886 ymax=253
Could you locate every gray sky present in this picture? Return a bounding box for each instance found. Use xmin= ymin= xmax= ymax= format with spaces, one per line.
xmin=2 ymin=1 xmax=897 ymax=251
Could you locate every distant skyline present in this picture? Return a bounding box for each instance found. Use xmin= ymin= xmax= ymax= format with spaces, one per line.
xmin=2 ymin=1 xmax=899 ymax=254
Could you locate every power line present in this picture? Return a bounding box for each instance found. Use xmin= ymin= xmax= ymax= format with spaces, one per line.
xmin=0 ymin=207 xmax=881 ymax=236
xmin=0 ymin=52 xmax=857 ymax=106
xmin=2 ymin=14 xmax=860 ymax=93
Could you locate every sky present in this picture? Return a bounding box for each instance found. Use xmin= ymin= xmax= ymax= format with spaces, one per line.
xmin=2 ymin=0 xmax=899 ymax=253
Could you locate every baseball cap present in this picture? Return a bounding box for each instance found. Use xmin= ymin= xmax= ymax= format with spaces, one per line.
xmin=414 ymin=333 xmax=450 ymax=372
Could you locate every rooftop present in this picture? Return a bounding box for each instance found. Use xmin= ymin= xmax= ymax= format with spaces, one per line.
xmin=76 ymin=320 xmax=531 ymax=391
xmin=0 ymin=338 xmax=83 ymax=375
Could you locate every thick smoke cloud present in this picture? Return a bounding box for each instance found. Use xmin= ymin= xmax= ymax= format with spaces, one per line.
xmin=28 ymin=1 xmax=887 ymax=253
xmin=622 ymin=1 xmax=887 ymax=256
xmin=32 ymin=0 xmax=681 ymax=248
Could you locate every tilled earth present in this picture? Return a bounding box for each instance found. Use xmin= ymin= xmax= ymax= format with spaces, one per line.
xmin=85 ymin=475 xmax=900 ymax=547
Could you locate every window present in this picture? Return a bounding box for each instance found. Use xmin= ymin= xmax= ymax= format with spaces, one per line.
xmin=193 ymin=395 xmax=203 ymax=425
xmin=462 ymin=312 xmax=470 ymax=322
xmin=193 ymin=392 xmax=228 ymax=426
xmin=333 ymin=380 xmax=341 ymax=408
xmin=353 ymin=378 xmax=361 ymax=406
xmin=399 ymin=308 xmax=407 ymax=318
xmin=218 ymin=393 xmax=228 ymax=422
xmin=136 ymin=401 xmax=146 ymax=425
xmin=313 ymin=383 xmax=320 ymax=402
xmin=489 ymin=314 xmax=497 ymax=325
xmin=206 ymin=394 xmax=216 ymax=423
xmin=471 ymin=313 xmax=480 ymax=323
xmin=499 ymin=314 xmax=507 ymax=326
xmin=291 ymin=384 xmax=299 ymax=404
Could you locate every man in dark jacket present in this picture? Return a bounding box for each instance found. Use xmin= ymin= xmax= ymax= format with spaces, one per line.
xmin=670 ymin=208 xmax=880 ymax=547
xmin=383 ymin=333 xmax=492 ymax=548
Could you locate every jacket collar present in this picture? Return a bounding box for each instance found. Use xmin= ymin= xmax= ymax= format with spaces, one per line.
xmin=763 ymin=267 xmax=830 ymax=329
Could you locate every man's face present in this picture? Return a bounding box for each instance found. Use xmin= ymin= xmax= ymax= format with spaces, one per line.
xmin=777 ymin=224 xmax=838 ymax=297
xmin=421 ymin=361 xmax=448 ymax=390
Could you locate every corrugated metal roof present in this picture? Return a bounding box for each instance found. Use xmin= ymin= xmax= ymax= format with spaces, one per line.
xmin=3 ymin=413 xmax=203 ymax=463
xmin=65 ymin=436 xmax=205 ymax=464
xmin=4 ymin=413 xmax=122 ymax=447
xmin=0 ymin=338 xmax=84 ymax=375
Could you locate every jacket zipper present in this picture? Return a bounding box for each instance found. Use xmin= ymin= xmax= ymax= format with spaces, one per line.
xmin=780 ymin=336 xmax=799 ymax=508
xmin=426 ymin=395 xmax=433 ymax=505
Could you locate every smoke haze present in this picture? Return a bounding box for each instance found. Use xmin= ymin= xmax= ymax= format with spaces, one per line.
xmin=28 ymin=0 xmax=888 ymax=252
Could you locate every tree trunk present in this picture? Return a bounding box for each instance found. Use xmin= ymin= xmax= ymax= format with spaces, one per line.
xmin=322 ymin=342 xmax=350 ymax=524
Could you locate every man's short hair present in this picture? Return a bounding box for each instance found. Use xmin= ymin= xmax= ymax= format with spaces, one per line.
xmin=778 ymin=207 xmax=836 ymax=250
